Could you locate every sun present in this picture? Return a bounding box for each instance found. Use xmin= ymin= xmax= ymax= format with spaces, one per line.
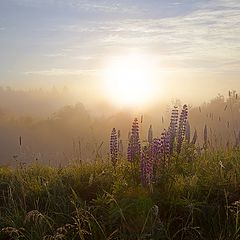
xmin=103 ymin=53 xmax=158 ymax=107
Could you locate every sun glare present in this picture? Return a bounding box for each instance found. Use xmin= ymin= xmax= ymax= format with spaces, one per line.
xmin=103 ymin=53 xmax=158 ymax=107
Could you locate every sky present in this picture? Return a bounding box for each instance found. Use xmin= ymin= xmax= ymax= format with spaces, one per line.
xmin=0 ymin=0 xmax=240 ymax=105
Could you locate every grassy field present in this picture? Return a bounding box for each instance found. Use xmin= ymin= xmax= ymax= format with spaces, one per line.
xmin=1 ymin=145 xmax=240 ymax=240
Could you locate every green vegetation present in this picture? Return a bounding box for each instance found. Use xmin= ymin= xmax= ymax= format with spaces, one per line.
xmin=1 ymin=146 xmax=240 ymax=239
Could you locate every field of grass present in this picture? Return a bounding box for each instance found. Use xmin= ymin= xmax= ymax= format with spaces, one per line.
xmin=1 ymin=144 xmax=240 ymax=240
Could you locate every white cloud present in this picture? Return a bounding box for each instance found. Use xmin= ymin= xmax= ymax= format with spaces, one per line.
xmin=90 ymin=1 xmax=240 ymax=72
xmin=18 ymin=0 xmax=240 ymax=75
xmin=9 ymin=0 xmax=140 ymax=14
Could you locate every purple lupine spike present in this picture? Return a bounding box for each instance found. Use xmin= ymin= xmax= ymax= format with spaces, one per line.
xmin=127 ymin=118 xmax=141 ymax=162
xmin=127 ymin=135 xmax=133 ymax=162
xmin=163 ymin=130 xmax=171 ymax=156
xmin=162 ymin=130 xmax=171 ymax=160
xmin=185 ymin=121 xmax=191 ymax=143
xmin=160 ymin=131 xmax=166 ymax=154
xmin=157 ymin=129 xmax=171 ymax=167
xmin=141 ymin=145 xmax=153 ymax=187
xmin=148 ymin=125 xmax=153 ymax=144
xmin=177 ymin=104 xmax=188 ymax=153
xmin=152 ymin=137 xmax=163 ymax=169
xmin=110 ymin=128 xmax=118 ymax=167
xmin=152 ymin=129 xmax=172 ymax=170
xmin=152 ymin=138 xmax=161 ymax=159
xmin=168 ymin=106 xmax=179 ymax=153
xmin=117 ymin=130 xmax=121 ymax=154
xmin=141 ymin=146 xmax=147 ymax=186
xmin=160 ymin=129 xmax=170 ymax=155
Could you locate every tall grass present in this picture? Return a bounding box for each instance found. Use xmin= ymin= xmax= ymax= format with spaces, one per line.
xmin=0 ymin=146 xmax=240 ymax=239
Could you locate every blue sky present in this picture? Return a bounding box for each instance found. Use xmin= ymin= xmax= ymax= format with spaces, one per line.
xmin=0 ymin=0 xmax=239 ymax=103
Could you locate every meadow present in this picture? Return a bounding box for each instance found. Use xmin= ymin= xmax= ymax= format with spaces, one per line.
xmin=1 ymin=101 xmax=240 ymax=240
xmin=1 ymin=0 xmax=239 ymax=239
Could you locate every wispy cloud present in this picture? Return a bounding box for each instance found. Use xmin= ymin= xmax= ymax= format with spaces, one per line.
xmin=3 ymin=0 xmax=240 ymax=89
xmin=9 ymin=0 xmax=141 ymax=14
xmin=33 ymin=0 xmax=240 ymax=76
xmin=24 ymin=68 xmax=98 ymax=76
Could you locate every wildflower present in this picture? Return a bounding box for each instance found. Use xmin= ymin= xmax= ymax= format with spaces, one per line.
xmin=185 ymin=121 xmax=191 ymax=143
xmin=152 ymin=138 xmax=162 ymax=163
xmin=127 ymin=118 xmax=141 ymax=162
xmin=117 ymin=130 xmax=123 ymax=155
xmin=168 ymin=106 xmax=178 ymax=153
xmin=110 ymin=128 xmax=118 ymax=167
xmin=148 ymin=125 xmax=153 ymax=144
xmin=177 ymin=104 xmax=188 ymax=153
xmin=153 ymin=129 xmax=171 ymax=167
xmin=141 ymin=145 xmax=153 ymax=186
xmin=162 ymin=130 xmax=170 ymax=156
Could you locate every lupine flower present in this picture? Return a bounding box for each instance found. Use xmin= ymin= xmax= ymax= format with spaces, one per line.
xmin=204 ymin=124 xmax=208 ymax=149
xmin=168 ymin=106 xmax=178 ymax=153
xmin=162 ymin=129 xmax=170 ymax=156
xmin=148 ymin=125 xmax=153 ymax=144
xmin=185 ymin=121 xmax=191 ymax=143
xmin=117 ymin=130 xmax=121 ymax=154
xmin=152 ymin=137 xmax=162 ymax=168
xmin=154 ymin=129 xmax=170 ymax=167
xmin=177 ymin=104 xmax=188 ymax=153
xmin=127 ymin=118 xmax=141 ymax=162
xmin=110 ymin=128 xmax=118 ymax=167
xmin=141 ymin=145 xmax=153 ymax=186
xmin=152 ymin=137 xmax=163 ymax=176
